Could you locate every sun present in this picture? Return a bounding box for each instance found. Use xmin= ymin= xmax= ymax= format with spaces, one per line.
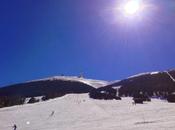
xmin=123 ymin=0 xmax=141 ymax=15
xmin=111 ymin=0 xmax=154 ymax=24
xmin=116 ymin=0 xmax=145 ymax=19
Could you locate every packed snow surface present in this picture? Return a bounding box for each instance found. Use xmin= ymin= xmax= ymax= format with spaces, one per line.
xmin=0 ymin=94 xmax=175 ymax=130
xmin=28 ymin=76 xmax=109 ymax=88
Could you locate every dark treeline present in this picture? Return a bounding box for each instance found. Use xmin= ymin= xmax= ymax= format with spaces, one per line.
xmin=105 ymin=70 xmax=175 ymax=98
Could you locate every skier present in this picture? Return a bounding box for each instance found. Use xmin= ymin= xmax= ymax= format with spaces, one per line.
xmin=50 ymin=111 xmax=55 ymax=117
xmin=13 ymin=124 xmax=17 ymax=130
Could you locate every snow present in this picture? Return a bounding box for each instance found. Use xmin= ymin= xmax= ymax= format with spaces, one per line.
xmin=1 ymin=94 xmax=175 ymax=130
xmin=112 ymin=85 xmax=122 ymax=89
xmin=127 ymin=71 xmax=160 ymax=79
xmin=128 ymin=72 xmax=150 ymax=79
xmin=27 ymin=76 xmax=109 ymax=88
xmin=150 ymin=71 xmax=159 ymax=75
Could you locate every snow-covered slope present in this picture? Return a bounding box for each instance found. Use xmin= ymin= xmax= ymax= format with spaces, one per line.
xmin=0 ymin=94 xmax=175 ymax=130
xmin=28 ymin=76 xmax=109 ymax=88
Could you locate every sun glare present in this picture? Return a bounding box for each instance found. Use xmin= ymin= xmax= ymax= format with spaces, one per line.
xmin=124 ymin=0 xmax=141 ymax=15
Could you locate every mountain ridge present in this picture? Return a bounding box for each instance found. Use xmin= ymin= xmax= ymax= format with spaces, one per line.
xmin=101 ymin=69 xmax=175 ymax=97
xmin=1 ymin=69 xmax=175 ymax=108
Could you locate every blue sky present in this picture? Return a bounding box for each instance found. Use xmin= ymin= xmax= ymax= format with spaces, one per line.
xmin=0 ymin=0 xmax=175 ymax=86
